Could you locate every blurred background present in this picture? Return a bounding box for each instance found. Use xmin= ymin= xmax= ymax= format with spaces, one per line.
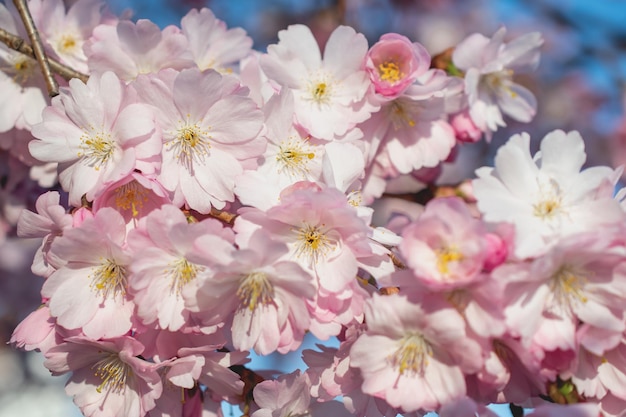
xmin=2 ymin=0 xmax=626 ymax=416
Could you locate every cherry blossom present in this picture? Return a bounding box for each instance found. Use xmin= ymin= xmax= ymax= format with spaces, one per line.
xmin=41 ymin=207 xmax=135 ymax=339
xmin=44 ymin=336 xmax=163 ymax=417
xmin=133 ymin=68 xmax=265 ymax=213
xmin=29 ymin=71 xmax=161 ymax=206
xmin=85 ymin=18 xmax=194 ymax=80
xmin=5 ymin=3 xmax=625 ymax=417
xmin=180 ymin=7 xmax=253 ymax=72
xmin=260 ymin=24 xmax=377 ymax=141
xmin=473 ymin=129 xmax=624 ymax=259
xmin=350 ymin=293 xmax=484 ymax=412
xmin=453 ymin=26 xmax=543 ymax=135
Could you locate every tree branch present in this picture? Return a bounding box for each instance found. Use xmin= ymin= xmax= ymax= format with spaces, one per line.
xmin=12 ymin=0 xmax=59 ymax=96
xmin=0 ymin=27 xmax=88 ymax=84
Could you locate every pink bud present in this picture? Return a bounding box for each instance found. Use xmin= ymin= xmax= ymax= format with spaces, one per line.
xmin=71 ymin=207 xmax=94 ymax=227
xmin=483 ymin=232 xmax=508 ymax=272
xmin=450 ymin=109 xmax=483 ymax=143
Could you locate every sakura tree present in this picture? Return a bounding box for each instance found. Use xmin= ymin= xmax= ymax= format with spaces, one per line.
xmin=2 ymin=1 xmax=625 ymax=417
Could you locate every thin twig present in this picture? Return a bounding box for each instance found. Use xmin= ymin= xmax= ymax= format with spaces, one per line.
xmin=0 ymin=28 xmax=88 ymax=83
xmin=13 ymin=0 xmax=58 ymax=96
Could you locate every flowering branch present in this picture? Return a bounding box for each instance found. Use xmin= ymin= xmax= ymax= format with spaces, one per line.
xmin=0 ymin=27 xmax=89 ymax=83
xmin=12 ymin=0 xmax=58 ymax=96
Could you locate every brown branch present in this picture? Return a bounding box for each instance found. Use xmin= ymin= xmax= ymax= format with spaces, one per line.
xmin=0 ymin=27 xmax=88 ymax=83
xmin=13 ymin=0 xmax=58 ymax=96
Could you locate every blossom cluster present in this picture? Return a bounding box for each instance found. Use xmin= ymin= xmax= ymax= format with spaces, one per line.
xmin=4 ymin=1 xmax=625 ymax=417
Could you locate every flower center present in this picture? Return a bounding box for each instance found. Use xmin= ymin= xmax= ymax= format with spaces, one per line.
xmin=549 ymin=264 xmax=588 ymax=311
xmin=275 ymin=137 xmax=315 ymax=179
xmin=237 ymin=271 xmax=274 ymax=311
xmin=436 ymin=246 xmax=464 ymax=275
xmin=92 ymin=353 xmax=132 ymax=394
xmin=484 ymin=70 xmax=517 ymax=98
xmin=388 ymin=333 xmax=433 ymax=376
xmin=389 ymin=101 xmax=416 ymax=128
xmin=293 ymin=223 xmax=335 ymax=264
xmin=533 ymin=178 xmax=564 ymax=220
xmin=306 ymin=74 xmax=334 ymax=107
xmin=168 ymin=121 xmax=212 ymax=170
xmin=90 ymin=259 xmax=127 ymax=299
xmin=114 ymin=181 xmax=149 ymax=217
xmin=56 ymin=33 xmax=79 ymax=55
xmin=378 ymin=60 xmax=403 ymax=83
xmin=4 ymin=55 xmax=37 ymax=84
xmin=169 ymin=257 xmax=203 ymax=295
xmin=78 ymin=131 xmax=115 ymax=171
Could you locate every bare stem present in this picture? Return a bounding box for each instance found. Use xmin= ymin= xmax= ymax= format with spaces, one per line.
xmin=0 ymin=27 xmax=88 ymax=83
xmin=12 ymin=0 xmax=59 ymax=96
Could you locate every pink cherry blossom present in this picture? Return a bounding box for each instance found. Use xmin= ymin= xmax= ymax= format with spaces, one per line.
xmin=235 ymin=183 xmax=373 ymax=294
xmin=44 ymin=336 xmax=163 ymax=417
xmin=133 ymin=68 xmax=265 ymax=213
xmin=180 ymin=7 xmax=252 ymax=72
xmin=10 ymin=306 xmax=61 ymax=354
xmin=450 ymin=109 xmax=483 ymax=143
xmin=260 ymin=24 xmax=377 ymax=141
xmin=91 ymin=173 xmax=170 ymax=228
xmin=350 ymin=293 xmax=484 ymax=412
xmin=365 ymin=33 xmax=431 ymax=99
xmin=29 ymin=71 xmax=161 ymax=206
xmin=85 ymin=19 xmax=194 ymax=80
xmin=191 ymin=229 xmax=315 ymax=355
xmin=361 ymin=70 xmax=459 ymax=175
xmin=41 ymin=207 xmax=135 ymax=339
xmin=473 ymin=130 xmax=625 ymax=259
xmin=252 ymin=370 xmax=352 ymax=417
xmin=398 ymin=196 xmax=488 ymax=290
xmin=453 ymin=27 xmax=543 ymax=134
xmin=498 ymin=230 xmax=626 ymax=354
xmin=0 ymin=3 xmax=47 ymax=131
xmin=127 ymin=204 xmax=235 ymax=331
xmin=17 ymin=191 xmax=72 ymax=277
xmin=33 ymin=0 xmax=110 ymax=74
xmin=235 ymin=88 xmax=325 ymax=210
xmin=569 ymin=336 xmax=626 ymax=403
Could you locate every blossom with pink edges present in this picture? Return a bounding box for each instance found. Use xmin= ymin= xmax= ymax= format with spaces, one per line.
xmin=350 ymin=293 xmax=483 ymax=412
xmin=453 ymin=27 xmax=543 ymax=135
xmin=133 ymin=68 xmax=265 ymax=213
xmin=44 ymin=336 xmax=163 ymax=417
xmin=473 ymin=130 xmax=624 ymax=259
xmin=41 ymin=207 xmax=135 ymax=339
xmin=128 ymin=204 xmax=235 ymax=332
xmin=180 ymin=7 xmax=253 ymax=72
xmin=365 ymin=33 xmax=431 ymax=99
xmin=29 ymin=71 xmax=161 ymax=206
xmin=260 ymin=24 xmax=376 ymax=141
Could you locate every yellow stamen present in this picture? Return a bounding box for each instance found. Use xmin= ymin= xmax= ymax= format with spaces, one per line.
xmin=388 ymin=334 xmax=433 ymax=376
xmin=293 ymin=223 xmax=335 ymax=264
xmin=168 ymin=258 xmax=202 ymax=295
xmin=78 ymin=131 xmax=115 ymax=171
xmin=390 ymin=101 xmax=416 ymax=128
xmin=90 ymin=259 xmax=127 ymax=299
xmin=237 ymin=271 xmax=274 ymax=311
xmin=167 ymin=119 xmax=212 ymax=169
xmin=92 ymin=353 xmax=132 ymax=394
xmin=276 ymin=137 xmax=315 ymax=178
xmin=436 ymin=246 xmax=464 ymax=275
xmin=378 ymin=61 xmax=403 ymax=83
xmin=549 ymin=265 xmax=588 ymax=310
xmin=114 ymin=181 xmax=149 ymax=217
